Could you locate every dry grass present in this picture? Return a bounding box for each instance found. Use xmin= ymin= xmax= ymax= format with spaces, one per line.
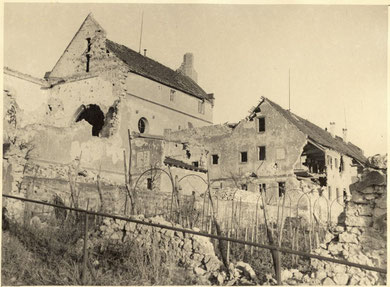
xmin=1 ymin=215 xmax=204 ymax=285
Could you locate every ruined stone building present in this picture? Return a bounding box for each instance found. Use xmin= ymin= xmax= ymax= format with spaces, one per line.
xmin=166 ymin=97 xmax=367 ymax=203
xmin=3 ymin=13 xmax=214 ymax=184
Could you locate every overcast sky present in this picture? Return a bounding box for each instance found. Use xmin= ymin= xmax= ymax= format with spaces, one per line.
xmin=3 ymin=3 xmax=387 ymax=157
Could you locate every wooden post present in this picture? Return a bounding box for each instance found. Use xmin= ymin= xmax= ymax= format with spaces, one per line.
xmin=81 ymin=200 xmax=89 ymax=285
xmin=244 ymin=227 xmax=248 ymax=251
xmin=226 ymin=229 xmax=231 ymax=264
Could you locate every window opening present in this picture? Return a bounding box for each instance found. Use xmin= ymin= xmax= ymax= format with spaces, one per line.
xmin=328 ymin=186 xmax=332 ymax=200
xmin=278 ymin=182 xmax=286 ymax=197
xmin=138 ymin=117 xmax=148 ymax=134
xmin=170 ymin=89 xmax=176 ymax=102
xmin=240 ymin=151 xmax=248 ymax=163
xmin=212 ymin=154 xmax=219 ymax=165
xmin=258 ymin=117 xmax=265 ymax=132
xmin=192 ymin=161 xmax=199 ymax=167
xmin=76 ymin=104 xmax=105 ymax=136
xmin=147 ymin=178 xmax=153 ymax=190
xmin=241 ymin=184 xmax=248 ymax=191
xmin=198 ymin=101 xmax=205 ymax=114
xmin=86 ymin=38 xmax=91 ymax=72
xmin=259 ymin=183 xmax=266 ymax=194
xmin=258 ymin=146 xmax=266 ymax=160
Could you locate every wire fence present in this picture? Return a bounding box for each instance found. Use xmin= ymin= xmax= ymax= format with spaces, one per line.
xmin=2 ymin=193 xmax=386 ymax=286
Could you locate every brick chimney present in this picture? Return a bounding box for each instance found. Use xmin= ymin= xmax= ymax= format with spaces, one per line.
xmin=329 ymin=122 xmax=336 ymax=137
xmin=177 ymin=53 xmax=198 ymax=83
xmin=342 ymin=128 xmax=348 ymax=142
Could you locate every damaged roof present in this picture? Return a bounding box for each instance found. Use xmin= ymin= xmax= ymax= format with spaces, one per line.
xmin=106 ymin=39 xmax=213 ymax=102
xmin=262 ymin=97 xmax=367 ymax=164
xmin=164 ymin=157 xmax=207 ymax=173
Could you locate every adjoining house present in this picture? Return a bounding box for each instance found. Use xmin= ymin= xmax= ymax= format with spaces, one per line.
xmin=166 ymin=96 xmax=367 ymax=203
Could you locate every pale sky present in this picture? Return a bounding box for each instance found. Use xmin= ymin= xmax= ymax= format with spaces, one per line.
xmin=3 ymin=3 xmax=388 ymax=157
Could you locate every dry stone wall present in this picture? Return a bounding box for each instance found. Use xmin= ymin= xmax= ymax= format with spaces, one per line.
xmin=301 ymin=168 xmax=387 ymax=285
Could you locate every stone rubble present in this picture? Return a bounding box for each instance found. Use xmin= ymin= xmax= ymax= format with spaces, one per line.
xmin=90 ymin=215 xmax=258 ymax=285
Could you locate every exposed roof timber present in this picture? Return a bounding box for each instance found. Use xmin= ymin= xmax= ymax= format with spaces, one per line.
xmin=307 ymin=138 xmax=326 ymax=151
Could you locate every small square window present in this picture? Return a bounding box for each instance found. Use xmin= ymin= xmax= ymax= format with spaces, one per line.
xmin=258 ymin=146 xmax=266 ymax=161
xmin=241 ymin=184 xmax=248 ymax=191
xmin=240 ymin=152 xmax=248 ymax=163
xmin=212 ymin=154 xmax=219 ymax=165
xmin=258 ymin=117 xmax=265 ymax=132
xmin=192 ymin=161 xmax=199 ymax=167
xmin=278 ymin=182 xmax=286 ymax=197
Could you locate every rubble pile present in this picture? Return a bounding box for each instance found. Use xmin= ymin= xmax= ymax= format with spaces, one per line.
xmin=367 ymin=154 xmax=387 ymax=169
xmin=209 ymin=187 xmax=260 ymax=203
xmin=301 ymin=168 xmax=387 ymax=285
xmin=93 ymin=215 xmax=258 ymax=285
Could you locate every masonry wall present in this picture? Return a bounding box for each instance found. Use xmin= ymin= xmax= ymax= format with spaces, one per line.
xmin=306 ymin=169 xmax=387 ymax=285
xmin=3 ymin=72 xmax=48 ymax=127
xmin=324 ymin=149 xmax=357 ymax=204
xmin=124 ymin=72 xmax=213 ymax=135
xmin=168 ymin=100 xmax=307 ymax=199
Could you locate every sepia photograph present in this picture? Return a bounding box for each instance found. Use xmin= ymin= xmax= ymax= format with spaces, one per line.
xmin=2 ymin=2 xmax=387 ymax=286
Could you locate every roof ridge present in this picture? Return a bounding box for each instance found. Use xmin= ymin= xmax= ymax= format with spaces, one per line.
xmin=106 ymin=39 xmax=212 ymax=102
xmin=263 ymin=97 xmax=366 ymax=164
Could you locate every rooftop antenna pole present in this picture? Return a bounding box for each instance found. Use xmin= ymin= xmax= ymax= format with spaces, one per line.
xmin=288 ymin=68 xmax=291 ymax=111
xmin=138 ymin=11 xmax=144 ymax=54
xmin=344 ymin=106 xmax=347 ymax=129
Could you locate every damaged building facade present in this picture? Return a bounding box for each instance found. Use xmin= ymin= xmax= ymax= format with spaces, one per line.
xmin=3 ymin=14 xmax=214 ymax=189
xmin=166 ymin=97 xmax=367 ymax=205
xmin=4 ymin=14 xmax=368 ymax=224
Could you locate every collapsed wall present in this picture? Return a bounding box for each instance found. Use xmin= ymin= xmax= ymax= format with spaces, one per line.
xmin=304 ymin=168 xmax=387 ymax=285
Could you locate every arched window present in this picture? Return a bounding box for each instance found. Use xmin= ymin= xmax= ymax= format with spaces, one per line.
xmin=138 ymin=117 xmax=149 ymax=134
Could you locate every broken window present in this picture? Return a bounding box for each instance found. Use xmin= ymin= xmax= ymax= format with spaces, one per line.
xmin=278 ymin=182 xmax=286 ymax=197
xmin=240 ymin=151 xmax=248 ymax=163
xmin=138 ymin=117 xmax=148 ymax=134
xmin=76 ymin=104 xmax=105 ymax=136
xmin=147 ymin=178 xmax=153 ymax=190
xmin=192 ymin=161 xmax=199 ymax=167
xmin=259 ymin=183 xmax=266 ymax=194
xmin=258 ymin=117 xmax=265 ymax=132
xmin=170 ymin=89 xmax=176 ymax=102
xmin=212 ymin=154 xmax=219 ymax=165
xmin=258 ymin=146 xmax=266 ymax=161
xmin=241 ymin=184 xmax=248 ymax=191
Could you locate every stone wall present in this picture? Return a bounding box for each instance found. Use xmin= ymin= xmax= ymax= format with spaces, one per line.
xmin=302 ymin=168 xmax=387 ymax=285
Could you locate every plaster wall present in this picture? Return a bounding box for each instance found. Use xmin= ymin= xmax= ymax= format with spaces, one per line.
xmin=3 ymin=73 xmax=48 ymax=127
xmin=124 ymin=72 xmax=213 ymax=134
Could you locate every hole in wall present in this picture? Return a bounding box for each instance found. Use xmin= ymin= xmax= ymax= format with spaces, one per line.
xmin=76 ymin=104 xmax=105 ymax=136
